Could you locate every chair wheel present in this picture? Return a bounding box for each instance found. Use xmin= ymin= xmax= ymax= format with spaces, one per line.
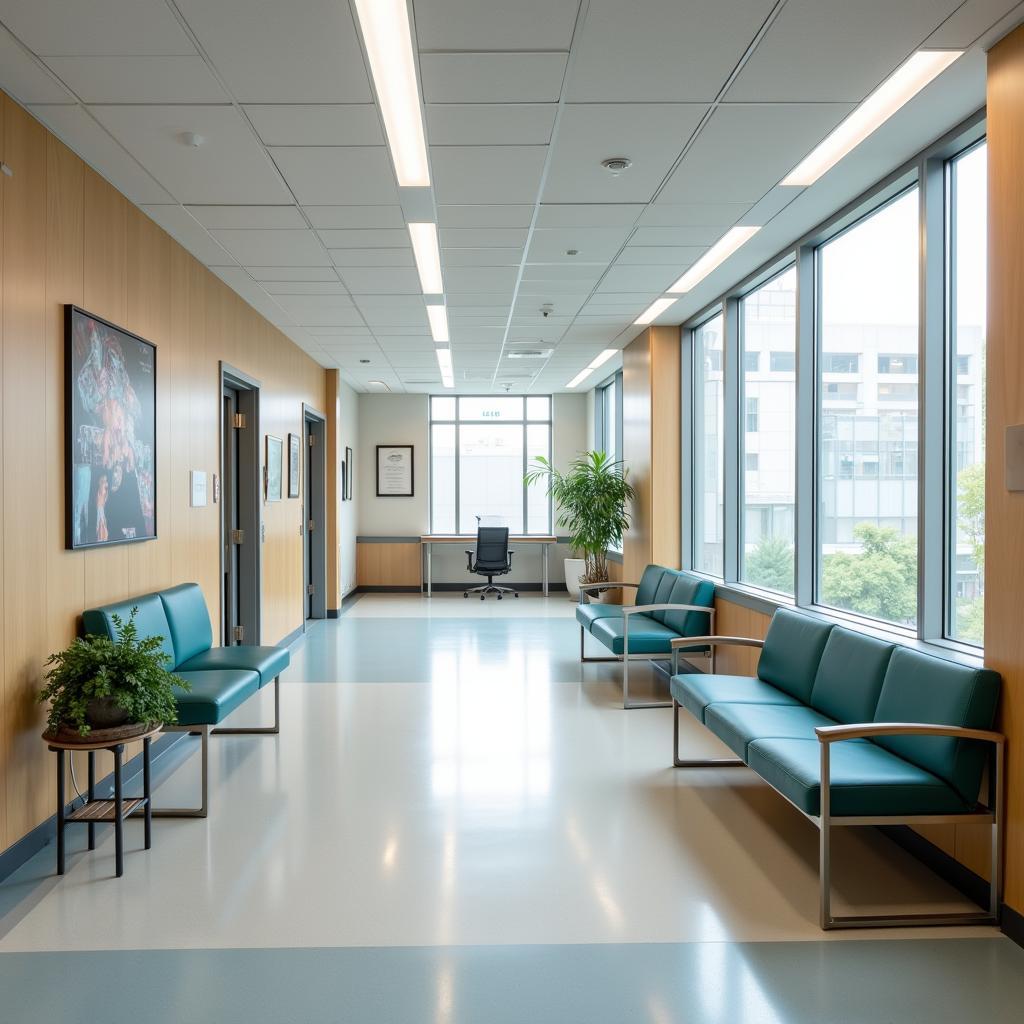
xmin=498 ymin=594 xmax=502 ymax=600
xmin=480 ymin=595 xmax=484 ymax=601
xmin=464 ymin=592 xmax=468 ymax=598
xmin=514 ymin=593 xmax=519 ymax=598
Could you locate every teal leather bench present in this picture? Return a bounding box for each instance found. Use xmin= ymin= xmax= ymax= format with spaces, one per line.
xmin=577 ymin=564 xmax=715 ymax=709
xmin=83 ymin=583 xmax=289 ymax=818
xmin=669 ymin=606 xmax=1004 ymax=929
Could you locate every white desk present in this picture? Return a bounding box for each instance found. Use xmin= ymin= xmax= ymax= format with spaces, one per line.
xmin=420 ymin=535 xmax=557 ymax=597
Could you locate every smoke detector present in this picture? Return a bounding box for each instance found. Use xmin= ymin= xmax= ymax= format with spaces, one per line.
xmin=601 ymin=156 xmax=632 ymax=175
xmin=179 ymin=131 xmax=205 ymax=147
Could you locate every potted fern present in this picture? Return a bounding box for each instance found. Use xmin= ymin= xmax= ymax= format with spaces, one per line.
xmin=526 ymin=451 xmax=635 ymax=598
xmin=39 ymin=609 xmax=188 ymax=742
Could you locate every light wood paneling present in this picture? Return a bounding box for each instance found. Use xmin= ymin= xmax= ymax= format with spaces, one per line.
xmin=985 ymin=27 xmax=1024 ymax=912
xmin=713 ymin=599 xmax=770 ymax=675
xmin=357 ymin=542 xmax=422 ymax=587
xmin=0 ymin=93 xmax=328 ymax=856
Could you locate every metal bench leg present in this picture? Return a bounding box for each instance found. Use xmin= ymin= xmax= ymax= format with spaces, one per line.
xmin=672 ymin=699 xmax=744 ymax=767
xmin=150 ymin=725 xmax=208 ymax=819
xmin=212 ymin=676 xmax=281 ymax=736
xmin=579 ymin=624 xmax=618 ymax=663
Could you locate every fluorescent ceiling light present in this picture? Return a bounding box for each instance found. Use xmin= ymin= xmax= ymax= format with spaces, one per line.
xmin=667 ymin=226 xmax=760 ymax=293
xmin=352 ymin=0 xmax=430 ymax=186
xmin=436 ymin=346 xmax=454 ymax=388
xmin=634 ymin=297 xmax=677 ymax=325
xmin=566 ymin=349 xmax=617 ymax=389
xmin=427 ymin=303 xmax=449 ymax=343
xmin=409 ymin=222 xmax=443 ymax=294
xmin=782 ymin=50 xmax=963 ymax=187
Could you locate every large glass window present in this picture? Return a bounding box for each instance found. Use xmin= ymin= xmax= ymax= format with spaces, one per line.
xmin=597 ymin=376 xmax=620 ymax=464
xmin=817 ymin=189 xmax=920 ymax=626
xmin=430 ymin=396 xmax=551 ymax=534
xmin=693 ymin=314 xmax=724 ymax=576
xmin=948 ymin=142 xmax=987 ymax=646
xmin=740 ymin=267 xmax=796 ymax=594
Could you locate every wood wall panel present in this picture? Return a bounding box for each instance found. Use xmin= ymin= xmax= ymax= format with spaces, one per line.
xmin=356 ymin=542 xmax=422 ymax=587
xmin=713 ymin=599 xmax=770 ymax=675
xmin=0 ymin=94 xmax=328 ymax=856
xmin=985 ymin=28 xmax=1024 ymax=912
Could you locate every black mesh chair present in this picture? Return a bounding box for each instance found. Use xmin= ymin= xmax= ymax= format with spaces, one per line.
xmin=465 ymin=526 xmax=517 ymax=600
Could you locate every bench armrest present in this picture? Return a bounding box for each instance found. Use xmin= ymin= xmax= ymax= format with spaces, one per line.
xmin=669 ymin=635 xmax=763 ymax=650
xmin=815 ymin=722 xmax=1005 ymax=745
xmin=578 ymin=581 xmax=638 ymax=605
xmin=622 ymin=603 xmax=713 ymax=617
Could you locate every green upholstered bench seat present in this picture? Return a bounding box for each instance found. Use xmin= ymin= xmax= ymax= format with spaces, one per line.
xmin=670 ymin=673 xmax=800 ymax=723
xmin=590 ymin=614 xmax=680 ymax=655
xmin=177 ymin=645 xmax=289 ymax=688
xmin=172 ymin=670 xmax=261 ymax=727
xmin=704 ymin=703 xmax=849 ymax=760
xmin=574 ymin=602 xmax=624 ymax=630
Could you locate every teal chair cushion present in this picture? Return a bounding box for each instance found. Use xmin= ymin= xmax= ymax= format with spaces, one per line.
xmin=635 ymin=565 xmax=666 ymax=608
xmin=648 ymin=570 xmax=679 ymax=623
xmin=662 ymin=573 xmax=715 ymax=637
xmin=159 ymin=583 xmax=214 ymax=667
xmin=82 ymin=593 xmax=176 ymax=668
xmin=172 ymin=669 xmax=261 ymax=727
xmin=671 ymin=673 xmax=800 ymax=723
xmin=757 ymin=608 xmax=834 ymax=703
xmin=590 ymin=614 xmax=677 ymax=656
xmin=872 ymin=648 xmax=1001 ymax=802
xmin=704 ymin=703 xmax=844 ymax=759
xmin=809 ymin=627 xmax=894 ymax=725
xmin=747 ymin=737 xmax=970 ymax=817
xmin=575 ymin=603 xmax=623 ymax=632
xmin=178 ymin=645 xmax=289 ymax=688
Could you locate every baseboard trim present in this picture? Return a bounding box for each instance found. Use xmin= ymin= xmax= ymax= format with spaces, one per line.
xmin=880 ymin=825 xmax=991 ymax=909
xmin=354 ymin=585 xmax=421 ymax=594
xmin=1002 ymin=902 xmax=1024 ymax=948
xmin=0 ymin=732 xmax=184 ymax=884
xmin=432 ymin=582 xmax=569 ymax=593
xmin=278 ymin=624 xmax=306 ymax=648
xmin=326 ymin=608 xmax=340 ymax=618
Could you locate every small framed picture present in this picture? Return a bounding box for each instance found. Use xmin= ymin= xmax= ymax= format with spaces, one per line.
xmin=376 ymin=444 xmax=414 ymax=497
xmin=265 ymin=435 xmax=283 ymax=502
xmin=288 ymin=433 xmax=301 ymax=498
xmin=344 ymin=446 xmax=353 ymax=501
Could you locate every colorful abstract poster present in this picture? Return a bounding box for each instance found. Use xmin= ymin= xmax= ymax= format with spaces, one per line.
xmin=66 ymin=306 xmax=157 ymax=549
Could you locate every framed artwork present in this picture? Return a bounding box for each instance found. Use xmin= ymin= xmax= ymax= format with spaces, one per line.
xmin=376 ymin=445 xmax=414 ymax=497
xmin=340 ymin=460 xmax=347 ymax=504
xmin=288 ymin=432 xmax=301 ymax=498
xmin=345 ymin=446 xmax=353 ymax=501
xmin=65 ymin=305 xmax=157 ymax=550
xmin=265 ymin=435 xmax=283 ymax=502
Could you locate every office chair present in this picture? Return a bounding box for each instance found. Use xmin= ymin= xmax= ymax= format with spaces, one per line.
xmin=465 ymin=526 xmax=518 ymax=600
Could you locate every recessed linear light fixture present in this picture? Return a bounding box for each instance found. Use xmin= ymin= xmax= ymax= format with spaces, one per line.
xmin=634 ymin=297 xmax=678 ymax=325
xmin=782 ymin=50 xmax=963 ymax=187
xmin=408 ymin=222 xmax=443 ymax=294
xmin=667 ymin=226 xmax=761 ymax=294
xmin=427 ymin=303 xmax=449 ymax=343
xmin=436 ymin=346 xmax=454 ymax=389
xmin=566 ymin=348 xmax=616 ymax=389
xmin=352 ymin=0 xmax=430 ymax=187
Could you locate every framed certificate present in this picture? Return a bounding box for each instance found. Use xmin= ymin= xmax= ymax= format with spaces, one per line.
xmin=376 ymin=445 xmax=414 ymax=497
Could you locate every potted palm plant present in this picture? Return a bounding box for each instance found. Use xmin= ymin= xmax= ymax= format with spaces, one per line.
xmin=39 ymin=609 xmax=187 ymax=743
xmin=526 ymin=451 xmax=635 ymax=599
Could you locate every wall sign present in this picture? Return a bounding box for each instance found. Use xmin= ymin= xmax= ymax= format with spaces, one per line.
xmin=376 ymin=445 xmax=414 ymax=497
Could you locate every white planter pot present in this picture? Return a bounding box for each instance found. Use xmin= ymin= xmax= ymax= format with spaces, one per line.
xmin=564 ymin=558 xmax=586 ymax=599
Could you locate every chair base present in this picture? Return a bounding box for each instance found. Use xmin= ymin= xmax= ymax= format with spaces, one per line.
xmin=151 ymin=725 xmax=208 ymax=819
xmin=672 ymin=699 xmax=745 ymax=766
xmin=211 ymin=676 xmax=281 ymax=735
xmin=464 ymin=583 xmax=518 ymax=600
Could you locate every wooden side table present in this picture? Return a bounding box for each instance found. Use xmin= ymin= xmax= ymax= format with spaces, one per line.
xmin=45 ymin=725 xmax=162 ymax=877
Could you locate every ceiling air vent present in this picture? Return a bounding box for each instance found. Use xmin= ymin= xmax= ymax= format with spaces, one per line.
xmin=506 ymin=348 xmax=552 ymax=359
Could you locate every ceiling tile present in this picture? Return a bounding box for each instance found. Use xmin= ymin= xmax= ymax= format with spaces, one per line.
xmin=27 ymin=104 xmax=173 ymax=203
xmin=442 ymin=247 xmax=523 ymax=267
xmin=639 ymin=202 xmax=752 ymax=226
xmin=617 ymin=244 xmax=704 ymax=266
xmin=247 ymin=266 xmax=340 ymax=282
xmin=174 ymin=0 xmax=372 ymax=102
xmin=186 ymin=205 xmax=306 ymax=229
xmin=246 ymin=104 xmax=383 ymax=146
xmin=319 ymin=228 xmax=409 ymax=248
xmin=426 ymin=104 xmax=556 ymax=145
xmin=304 ymin=205 xmax=406 ymax=230
xmin=527 ymin=226 xmax=633 ymax=263
xmin=658 ymin=103 xmax=853 ymax=204
xmin=336 ymin=268 xmax=423 ymax=294
xmin=90 ymin=104 xmax=291 ymax=203
xmin=359 ymin=308 xmax=430 ymax=327
xmin=567 ymin=0 xmax=778 ymax=101
xmin=0 ymin=28 xmax=74 ymax=103
xmin=305 ymin=325 xmax=372 ymax=337
xmin=210 ymin=228 xmax=330 ymax=266
xmin=270 ymin=147 xmax=399 ymax=204
xmin=439 ymin=226 xmax=530 ymax=247
xmin=420 ymin=52 xmax=568 ymax=103
xmin=447 ymin=291 xmax=517 ymax=307
xmin=0 ymin=0 xmax=196 ymax=56
xmin=260 ymin=280 xmax=349 ymax=295
xmin=44 ymin=55 xmax=226 ymax=103
xmin=543 ymin=103 xmax=706 ymax=203
xmin=536 ymin=204 xmax=644 ymax=228
xmin=630 ymin=224 xmax=733 ymax=245
xmin=728 ymin=0 xmax=962 ymax=103
xmin=431 ymin=146 xmax=547 ymax=205
xmin=445 ymin=267 xmax=519 ymax=293
xmin=597 ymin=264 xmax=680 ymax=292
xmin=926 ymin=0 xmax=1023 ymax=47
xmin=139 ymin=204 xmax=235 ymax=265
xmin=331 ymin=248 xmax=415 ymax=268
xmin=413 ymin=0 xmax=580 ymax=50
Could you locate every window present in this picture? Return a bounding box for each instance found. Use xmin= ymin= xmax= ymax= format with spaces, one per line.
xmin=693 ymin=315 xmax=724 ymax=576
xmin=878 ymin=354 xmax=918 ymax=374
xmin=817 ymin=189 xmax=919 ymax=626
xmin=429 ymin=396 xmax=551 ymax=534
xmin=596 ymin=373 xmax=623 ymax=552
xmin=948 ymin=142 xmax=986 ymax=646
xmin=769 ymin=351 xmax=795 ymax=372
xmin=822 ymin=353 xmax=859 ymax=373
xmin=744 ymin=351 xmax=760 ymax=372
xmin=822 ymin=381 xmax=859 ymax=402
xmin=740 ymin=268 xmax=796 ymax=594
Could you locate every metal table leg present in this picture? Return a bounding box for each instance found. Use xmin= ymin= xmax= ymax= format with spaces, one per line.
xmin=113 ymin=745 xmax=124 ymax=878
xmin=87 ymin=750 xmax=96 ymax=850
xmin=55 ymin=748 xmax=66 ymax=875
xmin=543 ymin=543 xmax=549 ymax=596
xmin=143 ymin=737 xmax=152 ymax=851
xmin=426 ymin=542 xmax=432 ymax=597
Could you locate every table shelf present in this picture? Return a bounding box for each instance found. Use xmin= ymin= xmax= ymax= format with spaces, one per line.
xmin=67 ymin=797 xmax=147 ymax=824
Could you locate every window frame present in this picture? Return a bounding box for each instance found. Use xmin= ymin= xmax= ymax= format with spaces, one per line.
xmin=429 ymin=394 xmax=553 ymax=535
xmin=677 ymin=107 xmax=986 ymax=658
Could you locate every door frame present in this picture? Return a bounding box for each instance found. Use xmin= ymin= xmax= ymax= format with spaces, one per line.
xmin=220 ymin=362 xmax=263 ymax=645
xmin=303 ymin=403 xmax=328 ymax=624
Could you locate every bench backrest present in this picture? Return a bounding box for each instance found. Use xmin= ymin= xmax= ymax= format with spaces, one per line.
xmin=658 ymin=571 xmax=715 ymax=637
xmin=635 ymin=564 xmax=666 ymax=607
xmin=810 ymin=626 xmax=895 ymax=725
xmin=757 ymin=608 xmax=834 ymax=703
xmin=83 ymin=583 xmax=213 ymax=670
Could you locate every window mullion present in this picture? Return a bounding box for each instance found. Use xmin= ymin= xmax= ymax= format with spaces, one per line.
xmin=723 ymin=298 xmax=740 ymax=582
xmin=680 ymin=328 xmax=695 ymax=571
xmin=794 ymin=245 xmax=816 ymax=608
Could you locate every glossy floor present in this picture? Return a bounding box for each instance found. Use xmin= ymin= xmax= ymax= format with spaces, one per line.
xmin=1 ymin=594 xmax=1021 ymax=1020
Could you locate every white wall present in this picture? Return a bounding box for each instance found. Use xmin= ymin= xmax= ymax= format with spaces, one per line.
xmin=339 ymin=376 xmax=359 ymax=598
xmin=357 ymin=392 xmax=588 ymax=586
